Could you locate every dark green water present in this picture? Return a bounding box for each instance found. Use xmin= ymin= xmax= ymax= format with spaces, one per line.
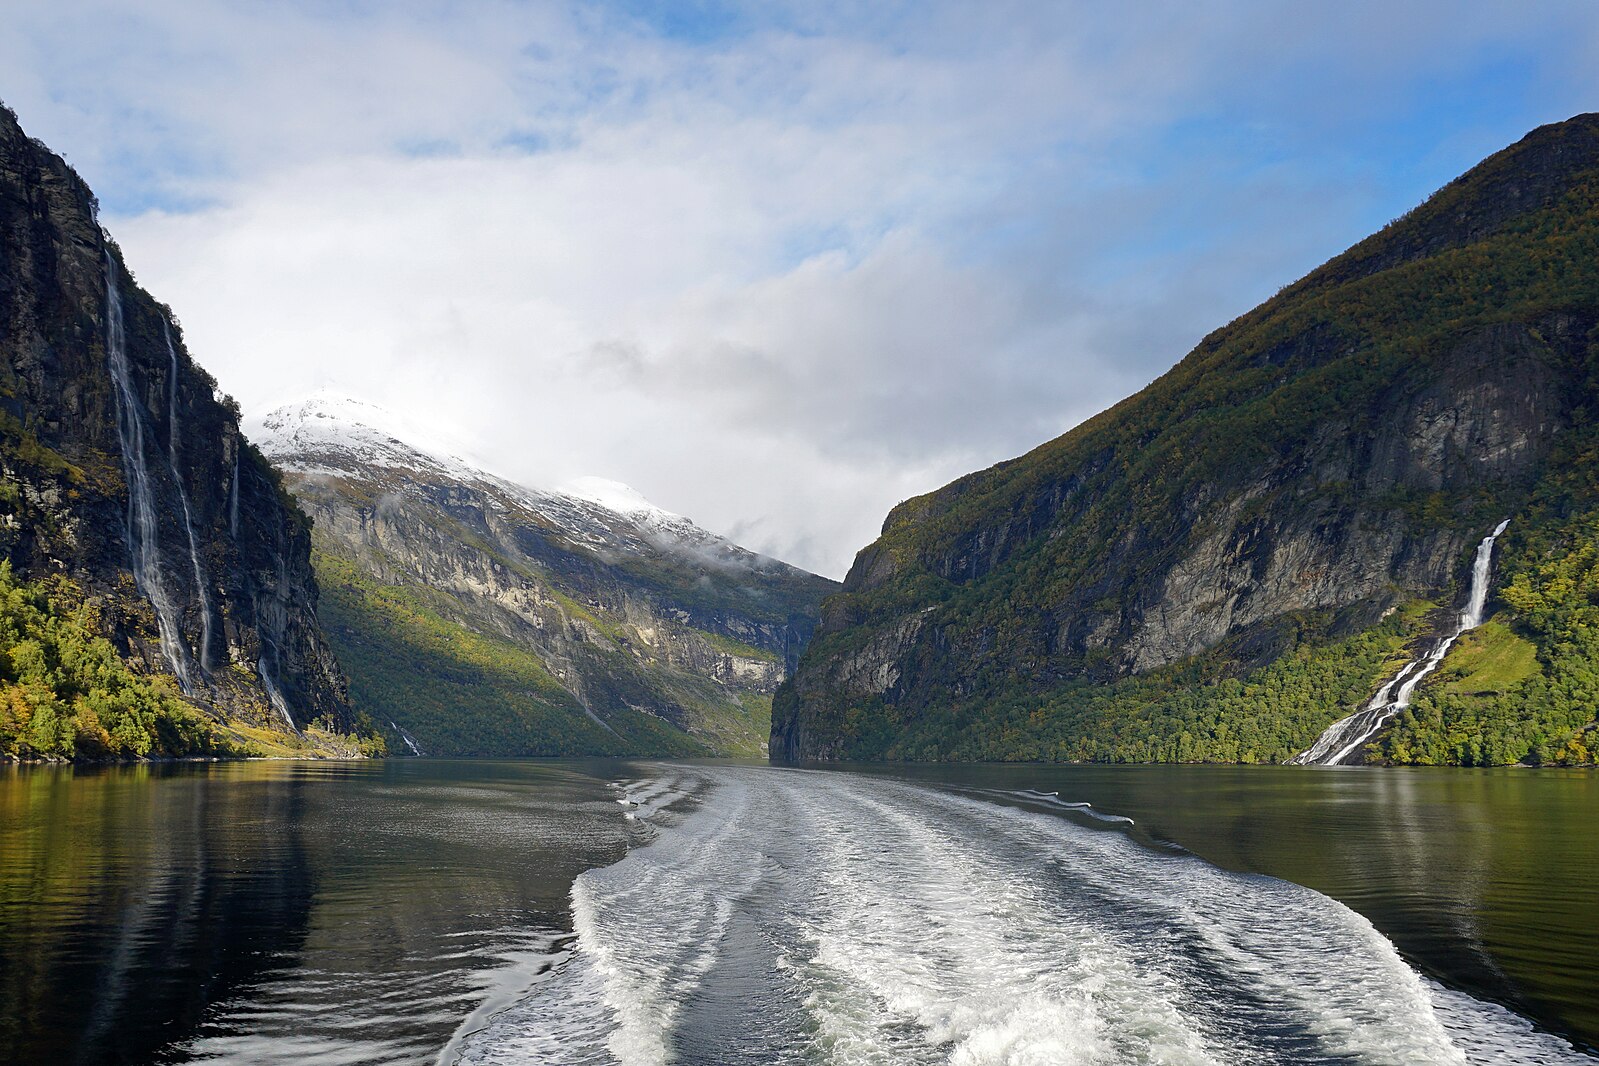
xmin=0 ymin=759 xmax=632 ymax=1065
xmin=0 ymin=759 xmax=1593 ymax=1063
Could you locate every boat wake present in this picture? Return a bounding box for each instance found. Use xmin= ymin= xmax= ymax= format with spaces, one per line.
xmin=453 ymin=766 xmax=1590 ymax=1065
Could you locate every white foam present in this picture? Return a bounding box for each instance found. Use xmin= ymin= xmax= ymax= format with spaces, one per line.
xmin=457 ymin=768 xmax=1594 ymax=1066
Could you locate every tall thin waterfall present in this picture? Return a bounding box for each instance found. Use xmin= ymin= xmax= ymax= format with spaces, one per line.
xmin=103 ymin=251 xmax=194 ymax=692
xmin=258 ymin=653 xmax=296 ymax=732
xmin=162 ymin=322 xmax=215 ymax=671
xmin=229 ymin=449 xmax=241 ymax=540
xmin=1294 ymin=519 xmax=1511 ymax=766
xmin=257 ymin=553 xmax=297 ymax=732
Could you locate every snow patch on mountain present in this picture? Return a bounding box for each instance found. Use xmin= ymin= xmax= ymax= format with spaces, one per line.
xmin=561 ymin=477 xmax=680 ymax=522
xmin=250 ymin=394 xmax=801 ymax=577
xmin=247 ymin=392 xmax=489 ymax=482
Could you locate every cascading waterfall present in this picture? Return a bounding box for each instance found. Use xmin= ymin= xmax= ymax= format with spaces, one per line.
xmin=257 ymin=553 xmax=297 ymax=732
xmin=162 ymin=322 xmax=215 ymax=672
xmin=1294 ymin=519 xmax=1511 ymax=766
xmin=257 ymin=653 xmax=296 ymax=732
xmin=228 ymin=449 xmax=241 ymax=540
xmin=103 ymin=250 xmax=194 ymax=692
xmin=389 ymin=720 xmax=423 ymax=756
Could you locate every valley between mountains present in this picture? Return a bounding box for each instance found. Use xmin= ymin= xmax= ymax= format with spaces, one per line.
xmin=253 ymin=395 xmax=835 ymax=758
xmin=5 ymin=99 xmax=1599 ymax=767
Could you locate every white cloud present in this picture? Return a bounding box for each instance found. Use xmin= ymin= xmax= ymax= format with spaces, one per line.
xmin=6 ymin=1 xmax=1599 ymax=576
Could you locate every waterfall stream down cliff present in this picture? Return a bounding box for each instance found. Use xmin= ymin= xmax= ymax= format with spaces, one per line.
xmin=257 ymin=655 xmax=296 ymax=732
xmin=1294 ymin=520 xmax=1511 ymax=766
xmin=104 ymin=252 xmax=194 ymax=692
xmin=229 ymin=450 xmax=241 ymax=540
xmin=162 ymin=322 xmax=216 ymax=671
xmin=256 ymin=552 xmax=298 ymax=732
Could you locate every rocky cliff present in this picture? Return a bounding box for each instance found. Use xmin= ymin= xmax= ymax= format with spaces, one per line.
xmin=0 ymin=103 xmax=358 ymax=757
xmin=777 ymin=113 xmax=1599 ymax=766
xmin=255 ymin=395 xmax=837 ymax=756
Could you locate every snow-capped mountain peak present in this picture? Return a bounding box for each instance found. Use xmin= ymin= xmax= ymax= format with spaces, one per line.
xmin=247 ymin=392 xmax=487 ymax=481
xmin=248 ymin=394 xmax=792 ymax=574
xmin=560 ymin=476 xmax=681 ymax=523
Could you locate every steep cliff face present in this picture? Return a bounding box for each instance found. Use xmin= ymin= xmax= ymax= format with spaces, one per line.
xmin=0 ymin=104 xmax=355 ymax=754
xmin=777 ymin=113 xmax=1599 ymax=764
xmin=254 ymin=396 xmax=837 ymax=756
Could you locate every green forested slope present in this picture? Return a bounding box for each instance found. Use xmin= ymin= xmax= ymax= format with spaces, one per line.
xmin=313 ymin=551 xmax=712 ymax=757
xmin=778 ymin=114 xmax=1599 ymax=766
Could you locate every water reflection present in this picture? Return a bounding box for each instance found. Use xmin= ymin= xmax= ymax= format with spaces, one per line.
xmin=0 ymin=760 xmax=630 ymax=1065
xmin=2 ymin=760 xmax=1594 ymax=1061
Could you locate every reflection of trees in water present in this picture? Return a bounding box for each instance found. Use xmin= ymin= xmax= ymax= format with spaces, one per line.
xmin=1368 ymin=772 xmax=1506 ymax=986
xmin=1 ymin=760 xmax=630 ymax=1066
xmin=0 ymin=764 xmax=317 ymax=1066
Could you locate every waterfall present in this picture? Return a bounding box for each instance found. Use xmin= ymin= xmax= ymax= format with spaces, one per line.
xmin=256 ymin=552 xmax=298 ymax=732
xmin=1294 ymin=519 xmax=1511 ymax=766
xmin=229 ymin=449 xmax=241 ymax=540
xmin=389 ymin=720 xmax=423 ymax=756
xmin=161 ymin=322 xmax=215 ymax=672
xmin=257 ymin=654 xmax=297 ymax=731
xmin=165 ymin=323 xmax=181 ymax=464
xmin=103 ymin=251 xmax=194 ymax=692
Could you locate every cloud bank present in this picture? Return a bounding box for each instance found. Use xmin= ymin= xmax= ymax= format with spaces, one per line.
xmin=4 ymin=2 xmax=1598 ymax=575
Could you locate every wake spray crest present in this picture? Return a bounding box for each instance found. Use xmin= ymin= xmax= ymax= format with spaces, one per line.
xmin=1294 ymin=520 xmax=1511 ymax=766
xmin=103 ymin=247 xmax=195 ymax=692
xmin=162 ymin=321 xmax=216 ymax=671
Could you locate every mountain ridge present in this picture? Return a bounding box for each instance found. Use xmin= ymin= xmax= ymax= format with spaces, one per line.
xmin=256 ymin=394 xmax=838 ymax=756
xmin=776 ymin=111 xmax=1599 ymax=766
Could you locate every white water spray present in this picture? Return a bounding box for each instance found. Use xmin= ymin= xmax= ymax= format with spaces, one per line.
xmin=162 ymin=322 xmax=215 ymax=672
xmin=455 ymin=766 xmax=1591 ymax=1065
xmin=1295 ymin=520 xmax=1511 ymax=766
xmin=103 ymin=250 xmax=194 ymax=692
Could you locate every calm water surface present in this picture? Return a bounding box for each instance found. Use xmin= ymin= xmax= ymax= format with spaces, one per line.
xmin=0 ymin=759 xmax=1592 ymax=1064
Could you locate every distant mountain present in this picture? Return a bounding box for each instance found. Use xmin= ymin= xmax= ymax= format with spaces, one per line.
xmin=0 ymin=103 xmax=363 ymax=760
xmin=254 ymin=394 xmax=838 ymax=756
xmin=777 ymin=113 xmax=1599 ymax=767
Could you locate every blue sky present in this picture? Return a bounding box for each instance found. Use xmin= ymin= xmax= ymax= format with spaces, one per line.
xmin=3 ymin=2 xmax=1598 ymax=575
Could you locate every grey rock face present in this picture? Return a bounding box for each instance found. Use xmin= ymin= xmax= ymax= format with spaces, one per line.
xmin=0 ymin=104 xmax=351 ymax=733
xmin=1120 ymin=323 xmax=1566 ymax=673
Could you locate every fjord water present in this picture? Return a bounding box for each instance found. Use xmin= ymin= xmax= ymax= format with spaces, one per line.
xmin=0 ymin=761 xmax=1593 ymax=1064
xmin=0 ymin=760 xmax=630 ymax=1065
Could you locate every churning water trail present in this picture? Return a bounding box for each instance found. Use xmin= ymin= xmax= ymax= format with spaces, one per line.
xmin=455 ymin=766 xmax=1592 ymax=1066
xmin=1296 ymin=520 xmax=1511 ymax=766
